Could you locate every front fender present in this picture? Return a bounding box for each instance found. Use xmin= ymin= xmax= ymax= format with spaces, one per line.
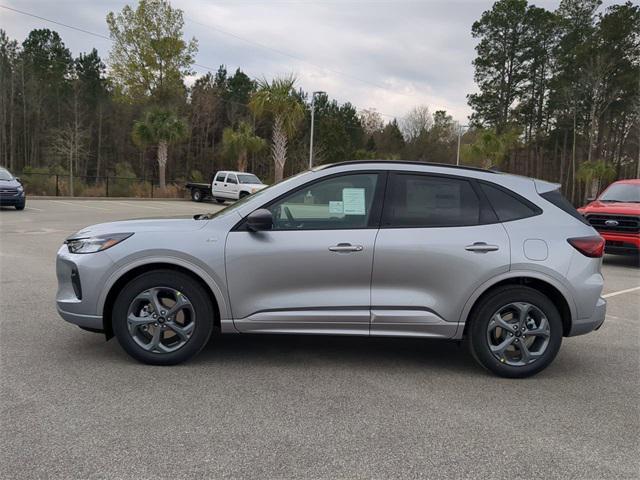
xmin=98 ymin=252 xmax=230 ymax=322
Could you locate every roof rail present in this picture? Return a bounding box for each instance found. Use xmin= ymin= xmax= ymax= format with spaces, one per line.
xmin=317 ymin=160 xmax=496 ymax=174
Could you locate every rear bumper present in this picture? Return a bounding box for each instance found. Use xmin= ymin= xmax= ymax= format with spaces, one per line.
xmin=568 ymin=297 xmax=606 ymax=336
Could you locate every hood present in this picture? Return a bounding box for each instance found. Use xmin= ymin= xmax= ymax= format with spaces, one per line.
xmin=243 ymin=183 xmax=267 ymax=191
xmin=70 ymin=216 xmax=208 ymax=238
xmin=579 ymin=200 xmax=640 ymax=216
xmin=0 ymin=178 xmax=22 ymax=188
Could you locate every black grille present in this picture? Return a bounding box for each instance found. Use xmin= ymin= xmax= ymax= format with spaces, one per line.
xmin=0 ymin=187 xmax=18 ymax=196
xmin=586 ymin=214 xmax=639 ymax=234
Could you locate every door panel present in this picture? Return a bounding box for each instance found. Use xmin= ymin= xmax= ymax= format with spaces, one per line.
xmin=371 ymin=225 xmax=509 ymax=337
xmin=371 ymin=172 xmax=510 ymax=338
xmin=225 ymin=171 xmax=383 ymax=334
xmin=212 ymin=173 xmax=226 ymax=196
xmin=226 ymin=229 xmax=377 ymax=333
xmin=225 ymin=173 xmax=239 ymax=199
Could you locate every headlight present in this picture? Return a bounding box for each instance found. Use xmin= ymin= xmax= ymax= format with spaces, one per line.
xmin=66 ymin=232 xmax=133 ymax=254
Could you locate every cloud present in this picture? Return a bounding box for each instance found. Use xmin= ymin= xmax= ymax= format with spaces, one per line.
xmin=1 ymin=0 xmax=623 ymax=123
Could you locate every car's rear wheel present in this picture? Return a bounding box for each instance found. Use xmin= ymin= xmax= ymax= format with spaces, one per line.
xmin=215 ymin=198 xmax=226 ymax=204
xmin=467 ymin=286 xmax=562 ymax=378
xmin=112 ymin=270 xmax=214 ymax=365
xmin=191 ymin=189 xmax=203 ymax=202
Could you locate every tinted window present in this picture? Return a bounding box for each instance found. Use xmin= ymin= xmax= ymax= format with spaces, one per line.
xmin=238 ymin=174 xmax=262 ymax=184
xmin=215 ymin=173 xmax=226 ymax=182
xmin=268 ymin=173 xmax=379 ymax=230
xmin=385 ymin=174 xmax=481 ymax=227
xmin=227 ymin=174 xmax=238 ymax=184
xmin=541 ymin=189 xmax=588 ymax=224
xmin=481 ymin=183 xmax=539 ymax=222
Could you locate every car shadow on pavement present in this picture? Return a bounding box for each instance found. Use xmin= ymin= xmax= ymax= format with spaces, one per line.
xmin=603 ymin=254 xmax=640 ymax=268
xmin=191 ymin=333 xmax=481 ymax=375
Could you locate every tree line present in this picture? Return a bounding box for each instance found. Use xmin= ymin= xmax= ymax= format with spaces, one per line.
xmin=0 ymin=0 xmax=638 ymax=201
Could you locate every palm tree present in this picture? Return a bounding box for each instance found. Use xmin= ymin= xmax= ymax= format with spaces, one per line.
xmin=222 ymin=121 xmax=266 ymax=172
xmin=132 ymin=108 xmax=188 ymax=189
xmin=249 ymin=76 xmax=304 ymax=182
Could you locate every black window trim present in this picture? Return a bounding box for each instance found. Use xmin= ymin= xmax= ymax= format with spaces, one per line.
xmin=234 ymin=170 xmax=389 ymax=232
xmin=476 ymin=180 xmax=543 ymax=223
xmin=380 ymin=171 xmax=498 ymax=229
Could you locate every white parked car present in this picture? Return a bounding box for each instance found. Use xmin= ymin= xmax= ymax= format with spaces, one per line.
xmin=186 ymin=171 xmax=267 ymax=203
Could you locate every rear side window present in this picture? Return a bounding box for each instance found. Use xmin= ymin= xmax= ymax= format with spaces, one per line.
xmin=227 ymin=174 xmax=238 ymax=184
xmin=541 ymin=189 xmax=589 ymax=224
xmin=384 ymin=174 xmax=482 ymax=227
xmin=480 ymin=183 xmax=540 ymax=222
xmin=215 ymin=173 xmax=226 ymax=182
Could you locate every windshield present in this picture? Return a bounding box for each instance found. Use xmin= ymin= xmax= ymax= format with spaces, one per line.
xmin=199 ymin=171 xmax=310 ymax=219
xmin=238 ymin=174 xmax=262 ymax=184
xmin=0 ymin=169 xmax=14 ymax=181
xmin=599 ymin=183 xmax=640 ymax=203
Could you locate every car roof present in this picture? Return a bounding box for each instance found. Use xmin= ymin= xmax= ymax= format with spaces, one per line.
xmin=318 ymin=160 xmax=495 ymax=175
xmin=611 ymin=179 xmax=640 ymax=185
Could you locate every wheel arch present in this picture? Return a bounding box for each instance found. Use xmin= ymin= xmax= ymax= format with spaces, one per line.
xmin=459 ymin=273 xmax=576 ymax=338
xmin=100 ymin=260 xmax=226 ymax=339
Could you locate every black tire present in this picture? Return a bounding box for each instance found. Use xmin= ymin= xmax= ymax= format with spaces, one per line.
xmin=191 ymin=188 xmax=203 ymax=202
xmin=112 ymin=270 xmax=214 ymax=365
xmin=467 ymin=286 xmax=563 ymax=378
xmin=215 ymin=198 xmax=226 ymax=204
xmin=15 ymin=202 xmax=25 ymax=210
xmin=239 ymin=191 xmax=249 ymax=199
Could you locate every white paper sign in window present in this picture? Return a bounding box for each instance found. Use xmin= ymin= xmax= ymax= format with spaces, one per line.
xmin=329 ymin=201 xmax=344 ymax=214
xmin=342 ymin=188 xmax=366 ymax=215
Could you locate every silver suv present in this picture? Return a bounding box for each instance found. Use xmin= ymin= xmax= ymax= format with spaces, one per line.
xmin=56 ymin=161 xmax=606 ymax=377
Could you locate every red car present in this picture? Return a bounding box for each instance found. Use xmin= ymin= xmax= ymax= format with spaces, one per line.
xmin=578 ymin=179 xmax=640 ymax=255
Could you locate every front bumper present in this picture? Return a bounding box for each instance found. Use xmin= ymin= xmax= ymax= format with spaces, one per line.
xmin=568 ymin=297 xmax=606 ymax=336
xmin=600 ymin=232 xmax=640 ymax=255
xmin=0 ymin=192 xmax=25 ymax=205
xmin=56 ymin=245 xmax=114 ymax=330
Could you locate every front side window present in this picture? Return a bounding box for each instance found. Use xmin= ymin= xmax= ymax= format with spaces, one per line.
xmin=238 ymin=174 xmax=262 ymax=184
xmin=227 ymin=174 xmax=238 ymax=185
xmin=384 ymin=174 xmax=481 ymax=227
xmin=268 ymin=173 xmax=379 ymax=230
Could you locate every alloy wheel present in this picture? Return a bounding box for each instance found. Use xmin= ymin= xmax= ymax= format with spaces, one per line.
xmin=486 ymin=302 xmax=551 ymax=367
xmin=126 ymin=287 xmax=196 ymax=354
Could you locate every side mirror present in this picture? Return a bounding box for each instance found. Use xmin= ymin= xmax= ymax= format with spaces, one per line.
xmin=246 ymin=208 xmax=273 ymax=232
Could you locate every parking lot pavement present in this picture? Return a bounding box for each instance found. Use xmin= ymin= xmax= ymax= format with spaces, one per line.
xmin=1 ymin=199 xmax=639 ymax=479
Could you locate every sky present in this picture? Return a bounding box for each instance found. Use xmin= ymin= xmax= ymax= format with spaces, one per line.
xmin=0 ymin=0 xmax=623 ymax=123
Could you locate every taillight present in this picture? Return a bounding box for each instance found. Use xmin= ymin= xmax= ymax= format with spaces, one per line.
xmin=568 ymin=236 xmax=605 ymax=258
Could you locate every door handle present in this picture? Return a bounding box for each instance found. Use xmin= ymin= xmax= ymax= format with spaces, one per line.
xmin=224 ymin=184 xmax=227 ymax=187
xmin=465 ymin=242 xmax=499 ymax=253
xmin=328 ymin=243 xmax=363 ymax=253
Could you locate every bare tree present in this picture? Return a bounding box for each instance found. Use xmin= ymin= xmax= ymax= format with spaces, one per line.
xmin=400 ymin=105 xmax=433 ymax=142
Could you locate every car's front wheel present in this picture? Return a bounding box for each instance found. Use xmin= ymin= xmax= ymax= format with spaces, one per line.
xmin=112 ymin=270 xmax=214 ymax=365
xmin=467 ymin=286 xmax=563 ymax=378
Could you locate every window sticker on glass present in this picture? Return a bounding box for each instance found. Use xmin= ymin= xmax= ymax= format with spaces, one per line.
xmin=329 ymin=201 xmax=344 ymax=214
xmin=342 ymin=188 xmax=366 ymax=215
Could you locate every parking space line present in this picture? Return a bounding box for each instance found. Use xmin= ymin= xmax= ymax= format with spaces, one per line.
xmin=52 ymin=200 xmax=109 ymax=211
xmin=603 ymin=286 xmax=640 ymax=299
xmin=25 ymin=206 xmax=44 ymax=212
xmin=116 ymin=201 xmax=162 ymax=210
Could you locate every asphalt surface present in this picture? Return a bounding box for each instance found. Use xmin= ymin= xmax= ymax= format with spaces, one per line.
xmin=1 ymin=199 xmax=639 ymax=479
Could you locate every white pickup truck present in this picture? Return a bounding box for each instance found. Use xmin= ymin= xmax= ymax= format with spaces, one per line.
xmin=186 ymin=171 xmax=267 ymax=203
